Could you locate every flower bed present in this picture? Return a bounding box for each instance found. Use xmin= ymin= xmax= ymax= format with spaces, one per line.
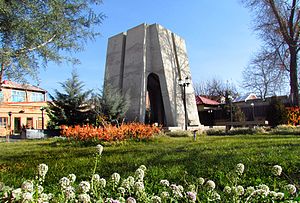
xmin=1 ymin=145 xmax=299 ymax=202
xmin=61 ymin=123 xmax=161 ymax=142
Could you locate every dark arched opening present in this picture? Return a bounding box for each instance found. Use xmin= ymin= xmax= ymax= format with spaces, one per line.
xmin=145 ymin=73 xmax=165 ymax=125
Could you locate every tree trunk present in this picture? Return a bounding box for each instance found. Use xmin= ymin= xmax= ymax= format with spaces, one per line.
xmin=289 ymin=47 xmax=299 ymax=106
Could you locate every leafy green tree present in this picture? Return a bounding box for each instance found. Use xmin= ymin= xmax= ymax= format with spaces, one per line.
xmin=47 ymin=71 xmax=92 ymax=127
xmin=0 ymin=0 xmax=104 ymax=84
xmin=90 ymin=85 xmax=129 ymax=126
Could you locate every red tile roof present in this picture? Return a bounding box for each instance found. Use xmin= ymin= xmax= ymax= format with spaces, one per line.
xmin=2 ymin=80 xmax=47 ymax=92
xmin=196 ymin=95 xmax=220 ymax=105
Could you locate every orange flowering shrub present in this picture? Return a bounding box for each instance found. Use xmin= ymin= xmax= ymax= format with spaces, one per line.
xmin=286 ymin=107 xmax=300 ymax=126
xmin=61 ymin=123 xmax=161 ymax=142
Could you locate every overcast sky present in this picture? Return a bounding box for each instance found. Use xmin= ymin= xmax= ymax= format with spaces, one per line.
xmin=36 ymin=0 xmax=262 ymax=95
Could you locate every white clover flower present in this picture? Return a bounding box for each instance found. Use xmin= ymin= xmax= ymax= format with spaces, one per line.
xmin=21 ymin=181 xmax=34 ymax=192
xmin=160 ymin=191 xmax=169 ymax=199
xmin=246 ymin=186 xmax=255 ymax=194
xmin=135 ymin=168 xmax=145 ymax=181
xmin=96 ymin=144 xmax=104 ymax=155
xmin=64 ymin=186 xmax=75 ymax=200
xmin=92 ymin=174 xmax=100 ymax=183
xmin=235 ymin=185 xmax=244 ymax=196
xmin=205 ymin=180 xmax=215 ymax=190
xmin=235 ymin=163 xmax=245 ymax=176
xmin=160 ymin=179 xmax=170 ymax=187
xmin=257 ymin=184 xmax=269 ymax=193
xmin=48 ymin=193 xmax=54 ymax=200
xmin=276 ymin=192 xmax=284 ymax=200
xmin=121 ymin=179 xmax=131 ymax=190
xmin=272 ymin=165 xmax=282 ymax=176
xmin=134 ymin=181 xmax=144 ymax=192
xmin=38 ymin=193 xmax=49 ymax=202
xmin=223 ymin=186 xmax=231 ymax=194
xmin=254 ymin=189 xmax=269 ymax=197
xmin=285 ymin=184 xmax=297 ymax=195
xmin=78 ymin=193 xmax=91 ymax=203
xmin=109 ymin=199 xmax=121 ymax=203
xmin=79 ymin=181 xmax=90 ymax=193
xmin=269 ymin=191 xmax=277 ymax=198
xmin=38 ymin=164 xmax=48 ymax=179
xmin=151 ymin=195 xmax=161 ymax=203
xmin=188 ymin=184 xmax=196 ymax=192
xmin=12 ymin=188 xmax=22 ymax=199
xmin=68 ymin=174 xmax=76 ymax=183
xmin=59 ymin=177 xmax=70 ymax=189
xmin=186 ymin=191 xmax=197 ymax=202
xmin=111 ymin=173 xmax=121 ymax=185
xmin=38 ymin=185 xmax=44 ymax=194
xmin=178 ymin=185 xmax=184 ymax=192
xmin=126 ymin=197 xmax=136 ymax=203
xmin=118 ymin=187 xmax=126 ymax=195
xmin=210 ymin=191 xmax=221 ymax=201
xmin=22 ymin=192 xmax=33 ymax=201
xmin=197 ymin=177 xmax=205 ymax=185
xmin=139 ymin=165 xmax=147 ymax=171
xmin=170 ymin=184 xmax=183 ymax=198
xmin=99 ymin=178 xmax=106 ymax=188
xmin=127 ymin=176 xmax=135 ymax=186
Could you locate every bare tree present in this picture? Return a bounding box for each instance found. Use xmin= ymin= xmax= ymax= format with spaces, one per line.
xmin=194 ymin=78 xmax=239 ymax=102
xmin=242 ymin=48 xmax=288 ymax=99
xmin=242 ymin=0 xmax=300 ymax=106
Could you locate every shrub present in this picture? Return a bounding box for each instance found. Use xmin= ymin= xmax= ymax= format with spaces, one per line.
xmin=266 ymin=97 xmax=288 ymax=127
xmin=286 ymin=107 xmax=300 ymax=126
xmin=61 ymin=123 xmax=161 ymax=142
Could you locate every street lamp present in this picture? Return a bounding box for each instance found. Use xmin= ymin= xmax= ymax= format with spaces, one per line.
xmin=250 ymin=103 xmax=255 ymax=121
xmin=228 ymin=95 xmax=233 ymax=123
xmin=179 ymin=76 xmax=190 ymax=131
xmin=40 ymin=107 xmax=45 ymax=130
xmin=7 ymin=111 xmax=12 ymax=141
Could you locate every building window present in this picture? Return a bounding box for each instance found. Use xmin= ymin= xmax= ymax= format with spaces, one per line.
xmin=27 ymin=117 xmax=33 ymax=129
xmin=31 ymin=92 xmax=44 ymax=102
xmin=0 ymin=117 xmax=7 ymax=127
xmin=11 ymin=90 xmax=25 ymax=102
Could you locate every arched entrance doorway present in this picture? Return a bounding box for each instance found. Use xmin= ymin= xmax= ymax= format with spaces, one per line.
xmin=145 ymin=73 xmax=165 ymax=125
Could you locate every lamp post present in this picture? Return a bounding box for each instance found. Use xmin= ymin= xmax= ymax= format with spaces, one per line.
xmin=251 ymin=103 xmax=255 ymax=121
xmin=228 ymin=95 xmax=233 ymax=123
xmin=7 ymin=111 xmax=12 ymax=141
xmin=179 ymin=76 xmax=190 ymax=131
xmin=40 ymin=107 xmax=45 ymax=130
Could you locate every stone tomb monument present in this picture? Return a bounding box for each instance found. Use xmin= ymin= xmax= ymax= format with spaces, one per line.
xmin=104 ymin=23 xmax=200 ymax=129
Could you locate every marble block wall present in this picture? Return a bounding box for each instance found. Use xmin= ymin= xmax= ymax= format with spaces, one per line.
xmin=104 ymin=23 xmax=200 ymax=128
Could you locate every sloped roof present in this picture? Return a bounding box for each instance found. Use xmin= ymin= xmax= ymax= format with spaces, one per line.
xmin=1 ymin=80 xmax=47 ymax=93
xmin=196 ymin=95 xmax=220 ymax=105
xmin=233 ymin=93 xmax=257 ymax=102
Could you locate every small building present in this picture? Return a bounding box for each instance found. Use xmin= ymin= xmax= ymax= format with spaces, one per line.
xmin=196 ymin=95 xmax=220 ymax=126
xmin=0 ymin=80 xmax=48 ymax=135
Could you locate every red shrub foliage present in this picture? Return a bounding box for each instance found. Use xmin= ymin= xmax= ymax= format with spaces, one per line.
xmin=286 ymin=107 xmax=300 ymax=126
xmin=61 ymin=123 xmax=161 ymax=141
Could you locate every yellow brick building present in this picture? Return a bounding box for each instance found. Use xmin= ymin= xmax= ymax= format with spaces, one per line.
xmin=0 ymin=80 xmax=48 ymax=136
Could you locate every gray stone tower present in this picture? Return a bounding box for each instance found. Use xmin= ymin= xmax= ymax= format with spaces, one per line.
xmin=104 ymin=23 xmax=200 ymax=129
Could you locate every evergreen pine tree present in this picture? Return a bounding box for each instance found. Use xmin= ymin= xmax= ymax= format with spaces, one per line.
xmin=47 ymin=71 xmax=92 ymax=127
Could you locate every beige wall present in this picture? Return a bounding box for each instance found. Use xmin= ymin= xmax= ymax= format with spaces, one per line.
xmin=0 ymin=86 xmax=48 ymax=136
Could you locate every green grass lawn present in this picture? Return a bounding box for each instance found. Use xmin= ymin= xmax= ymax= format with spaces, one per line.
xmin=0 ymin=134 xmax=299 ymax=193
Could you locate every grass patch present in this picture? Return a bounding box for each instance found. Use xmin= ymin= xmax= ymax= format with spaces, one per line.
xmin=0 ymin=135 xmax=300 ymax=194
